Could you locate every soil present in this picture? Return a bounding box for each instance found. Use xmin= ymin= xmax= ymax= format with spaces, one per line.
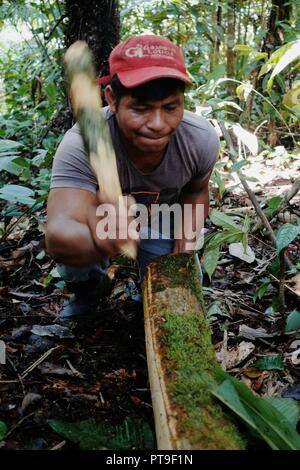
xmin=0 ymin=223 xmax=155 ymax=450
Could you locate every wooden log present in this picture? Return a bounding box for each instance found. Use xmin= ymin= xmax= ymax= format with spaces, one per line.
xmin=64 ymin=41 xmax=137 ymax=259
xmin=143 ymin=253 xmax=245 ymax=450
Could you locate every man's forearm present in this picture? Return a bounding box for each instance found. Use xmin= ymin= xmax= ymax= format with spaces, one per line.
xmin=173 ymin=189 xmax=209 ymax=253
xmin=46 ymin=219 xmax=103 ymax=267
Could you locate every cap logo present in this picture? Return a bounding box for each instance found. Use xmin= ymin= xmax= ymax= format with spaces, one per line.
xmin=124 ymin=44 xmax=176 ymax=59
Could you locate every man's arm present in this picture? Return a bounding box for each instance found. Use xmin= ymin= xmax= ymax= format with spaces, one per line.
xmin=173 ymin=171 xmax=212 ymax=253
xmin=46 ymin=187 xmax=136 ymax=266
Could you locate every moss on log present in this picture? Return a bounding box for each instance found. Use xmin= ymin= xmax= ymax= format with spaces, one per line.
xmin=143 ymin=253 xmax=245 ymax=450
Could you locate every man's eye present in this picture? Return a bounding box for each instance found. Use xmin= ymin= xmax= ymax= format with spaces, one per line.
xmin=165 ymin=106 xmax=177 ymax=112
xmin=133 ymin=107 xmax=147 ymax=112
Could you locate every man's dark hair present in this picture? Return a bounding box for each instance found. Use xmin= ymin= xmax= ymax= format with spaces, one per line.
xmin=110 ymin=75 xmax=185 ymax=109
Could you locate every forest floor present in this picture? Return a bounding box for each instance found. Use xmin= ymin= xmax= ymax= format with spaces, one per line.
xmin=0 ymin=146 xmax=300 ymax=450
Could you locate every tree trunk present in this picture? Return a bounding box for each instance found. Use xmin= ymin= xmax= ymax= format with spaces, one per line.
xmin=63 ymin=0 xmax=120 ymax=128
xmin=263 ymin=0 xmax=291 ymax=54
xmin=210 ymin=5 xmax=222 ymax=72
xmin=226 ymin=0 xmax=235 ymax=97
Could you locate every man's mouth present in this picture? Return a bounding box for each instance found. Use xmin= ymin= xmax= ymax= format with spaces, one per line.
xmin=137 ymin=133 xmax=169 ymax=141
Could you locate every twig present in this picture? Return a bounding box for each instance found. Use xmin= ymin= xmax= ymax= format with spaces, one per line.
xmin=21 ymin=346 xmax=60 ymax=379
xmin=252 ymin=176 xmax=300 ymax=233
xmin=6 ymin=354 xmax=25 ymax=396
xmin=5 ymin=412 xmax=36 ymax=438
xmin=218 ymin=121 xmax=293 ymax=269
xmin=269 ymin=273 xmax=299 ymax=295
xmin=50 ymin=440 xmax=66 ymax=450
xmin=278 ymin=250 xmax=286 ymax=315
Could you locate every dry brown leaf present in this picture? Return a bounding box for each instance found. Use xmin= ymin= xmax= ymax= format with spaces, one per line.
xmin=216 ymin=341 xmax=255 ymax=370
xmin=288 ymin=273 xmax=300 ymax=297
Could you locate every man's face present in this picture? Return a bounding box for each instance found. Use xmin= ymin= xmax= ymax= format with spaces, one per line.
xmin=112 ymin=90 xmax=184 ymax=155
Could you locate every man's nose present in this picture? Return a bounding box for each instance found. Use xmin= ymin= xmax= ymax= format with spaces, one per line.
xmin=146 ymin=110 xmax=165 ymax=131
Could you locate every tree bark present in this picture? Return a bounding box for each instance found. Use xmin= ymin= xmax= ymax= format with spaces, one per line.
xmin=64 ymin=0 xmax=120 ymax=76
xmin=263 ymin=0 xmax=291 ymax=54
xmin=226 ymin=0 xmax=235 ymax=97
xmin=62 ymin=0 xmax=120 ymax=128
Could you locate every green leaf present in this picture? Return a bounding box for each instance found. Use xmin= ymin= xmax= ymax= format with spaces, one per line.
xmin=269 ymin=40 xmax=300 ymax=83
xmin=268 ymin=196 xmax=284 ymax=211
xmin=212 ymin=369 xmax=300 ymax=450
xmin=209 ymin=209 xmax=242 ymax=231
xmin=254 ymin=280 xmax=270 ymax=301
xmin=285 ymin=310 xmax=300 ymax=333
xmin=0 ymin=421 xmax=7 ymax=441
xmin=265 ymin=398 xmax=300 ymax=429
xmin=203 ymin=245 xmax=220 ymax=280
xmin=0 ymin=184 xmax=36 ymax=206
xmin=206 ymin=230 xmax=244 ymax=250
xmin=252 ymin=355 xmax=284 ymax=370
xmin=0 ymin=139 xmax=22 ymax=153
xmin=230 ymin=160 xmax=249 ymax=173
xmin=48 ymin=416 xmax=155 ymax=450
xmin=276 ymin=224 xmax=300 ymax=253
xmin=233 ymin=44 xmax=257 ymax=55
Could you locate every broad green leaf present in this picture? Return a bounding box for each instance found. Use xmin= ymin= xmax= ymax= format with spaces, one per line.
xmin=48 ymin=416 xmax=155 ymax=450
xmin=203 ymin=245 xmax=220 ymax=280
xmin=217 ymin=101 xmax=243 ymax=111
xmin=283 ymin=82 xmax=300 ymax=107
xmin=276 ymin=224 xmax=300 ymax=253
xmin=206 ymin=230 xmax=244 ymax=250
xmin=269 ymin=40 xmax=300 ymax=83
xmin=0 ymin=184 xmax=35 ymax=206
xmin=233 ymin=44 xmax=256 ymax=55
xmin=252 ymin=355 xmax=284 ymax=370
xmin=236 ymin=83 xmax=253 ymax=101
xmin=230 ymin=160 xmax=249 ymax=173
xmin=0 ymin=139 xmax=22 ymax=153
xmin=268 ymin=196 xmax=284 ymax=212
xmin=285 ymin=310 xmax=300 ymax=333
xmin=0 ymin=421 xmax=7 ymax=441
xmin=265 ymin=397 xmax=300 ymax=429
xmin=0 ymin=157 xmax=25 ymax=176
xmin=209 ymin=209 xmax=242 ymax=231
xmin=213 ymin=369 xmax=300 ymax=450
xmin=258 ymin=63 xmax=272 ymax=79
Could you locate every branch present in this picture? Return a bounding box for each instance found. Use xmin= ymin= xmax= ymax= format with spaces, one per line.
xmin=252 ymin=176 xmax=300 ymax=233
xmin=218 ymin=121 xmax=293 ymax=269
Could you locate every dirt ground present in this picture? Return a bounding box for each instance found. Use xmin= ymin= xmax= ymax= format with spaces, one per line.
xmin=1 ymin=148 xmax=300 ymax=449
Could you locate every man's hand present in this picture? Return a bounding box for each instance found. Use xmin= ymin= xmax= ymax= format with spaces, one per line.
xmin=87 ymin=192 xmax=139 ymax=258
xmin=172 ymin=171 xmax=211 ymax=254
xmin=46 ymin=187 xmax=138 ymax=266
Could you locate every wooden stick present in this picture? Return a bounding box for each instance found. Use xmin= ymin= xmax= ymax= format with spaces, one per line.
xmin=64 ymin=41 xmax=136 ymax=259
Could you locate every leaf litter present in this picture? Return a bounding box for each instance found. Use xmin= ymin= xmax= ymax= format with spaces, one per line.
xmin=1 ymin=153 xmax=300 ymax=449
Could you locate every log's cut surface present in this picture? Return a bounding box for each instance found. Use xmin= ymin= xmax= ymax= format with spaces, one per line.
xmin=143 ymin=253 xmax=245 ymax=450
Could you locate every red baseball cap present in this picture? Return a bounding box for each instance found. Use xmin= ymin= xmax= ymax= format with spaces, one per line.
xmin=97 ymin=34 xmax=192 ymax=88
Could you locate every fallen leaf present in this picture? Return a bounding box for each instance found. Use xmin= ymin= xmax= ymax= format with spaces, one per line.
xmin=19 ymin=393 xmax=41 ymax=415
xmin=216 ymin=341 xmax=255 ymax=369
xmin=287 ymin=273 xmax=300 ymax=297
xmin=238 ymin=325 xmax=279 ymax=340
xmin=31 ymin=324 xmax=74 ymax=339
xmin=229 ymin=242 xmax=256 ymax=263
xmin=242 ymin=368 xmax=263 ymax=379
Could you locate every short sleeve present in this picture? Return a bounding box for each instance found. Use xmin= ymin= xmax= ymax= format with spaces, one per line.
xmin=192 ymin=121 xmax=220 ymax=179
xmin=50 ymin=125 xmax=98 ymax=193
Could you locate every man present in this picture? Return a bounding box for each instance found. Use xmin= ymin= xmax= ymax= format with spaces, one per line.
xmin=46 ymin=34 xmax=219 ymax=318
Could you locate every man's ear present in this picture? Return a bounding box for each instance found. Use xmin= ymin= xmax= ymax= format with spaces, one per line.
xmin=105 ymin=86 xmax=116 ymax=113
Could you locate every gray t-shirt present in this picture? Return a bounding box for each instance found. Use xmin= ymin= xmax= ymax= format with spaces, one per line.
xmin=50 ymin=107 xmax=219 ymax=208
